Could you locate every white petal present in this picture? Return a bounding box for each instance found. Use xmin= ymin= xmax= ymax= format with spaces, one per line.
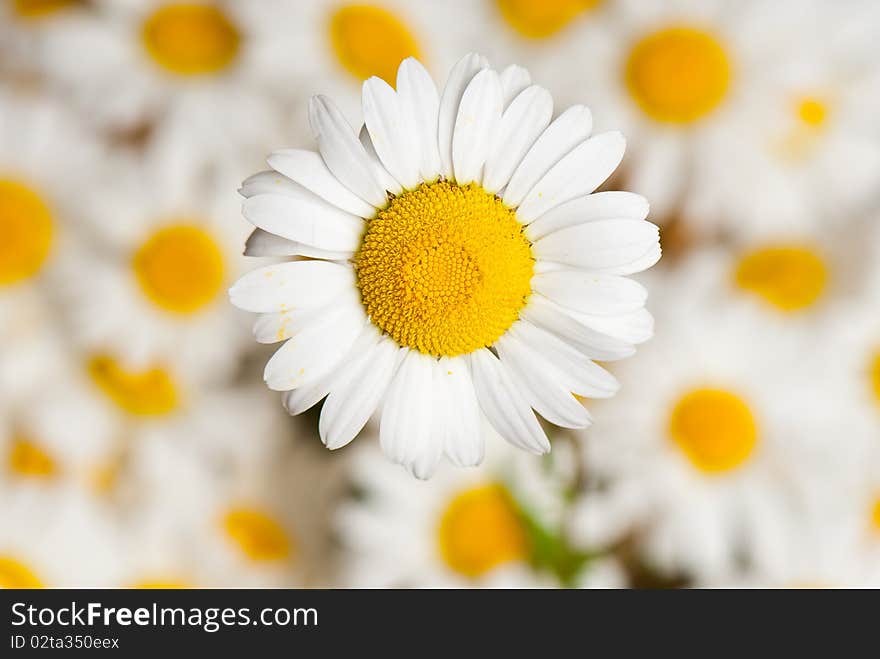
xmin=499 ymin=64 xmax=531 ymax=107
xmin=253 ymin=288 xmax=360 ymax=344
xmin=566 ymin=307 xmax=654 ymax=345
xmin=600 ymin=243 xmax=662 ymax=276
xmin=495 ymin=333 xmax=591 ymax=428
xmin=397 ymin=57 xmax=441 ymax=181
xmin=483 ymin=85 xmax=553 ymax=194
xmin=309 ymin=95 xmax=387 ymax=208
xmin=534 ymin=220 xmax=660 ymax=271
xmin=507 ymin=321 xmax=619 ymax=399
xmin=242 ymin=191 xmax=364 ymax=252
xmin=517 ymin=131 xmax=626 ymax=223
xmin=358 ymin=125 xmax=403 ymax=195
xmin=503 ymin=105 xmax=592 ymax=208
xmin=532 ymin=269 xmax=648 ymax=316
xmin=243 ymin=228 xmax=352 ymax=260
xmin=521 ymin=295 xmax=636 ymax=361
xmin=438 ymin=53 xmax=488 ymax=179
xmin=319 ymin=337 xmax=399 ymax=450
xmin=283 ymin=323 xmax=382 ymax=413
xmin=452 ymin=68 xmax=503 ymax=185
xmin=263 ymin=303 xmax=366 ymax=391
xmin=468 ymin=348 xmax=549 ymax=454
xmin=362 ymin=76 xmax=421 ymax=189
xmin=266 ymin=149 xmax=376 ymax=217
xmin=525 ymin=191 xmax=650 ymax=241
xmin=379 ymin=350 xmax=441 ymax=479
xmin=433 ymin=356 xmax=483 ymax=467
xmin=239 ymin=170 xmax=299 ymax=198
xmin=228 ymin=260 xmax=355 ymax=313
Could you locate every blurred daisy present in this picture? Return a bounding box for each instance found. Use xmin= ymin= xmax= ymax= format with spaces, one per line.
xmin=337 ymin=441 xmax=580 ymax=587
xmin=40 ymin=0 xmax=294 ymax=179
xmin=571 ymin=262 xmax=820 ymax=583
xmin=0 ymin=0 xmax=86 ymax=77
xmin=0 ymin=486 xmax=125 ymax=587
xmin=123 ymin=433 xmax=300 ymax=587
xmin=63 ymin=158 xmax=251 ymax=387
xmin=0 ymin=90 xmax=97 ymax=406
xmin=230 ymin=53 xmax=660 ymax=477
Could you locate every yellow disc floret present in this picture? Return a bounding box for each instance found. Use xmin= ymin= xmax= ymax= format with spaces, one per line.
xmin=625 ymin=26 xmax=731 ymax=124
xmin=438 ymin=484 xmax=530 ymax=578
xmin=13 ymin=0 xmax=77 ymax=20
xmin=133 ymin=224 xmax=225 ymax=314
xmin=734 ymin=245 xmax=827 ymax=312
xmin=8 ymin=436 xmax=56 ymax=479
xmin=496 ymin=0 xmax=601 ymax=39
xmin=669 ymin=388 xmax=758 ymax=474
xmin=0 ymin=179 xmax=53 ymax=286
xmin=142 ymin=3 xmax=240 ymax=76
xmin=88 ymin=354 xmax=179 ymax=417
xmin=329 ymin=4 xmax=421 ymax=86
xmin=0 ymin=556 xmax=43 ymax=589
xmin=355 ymin=181 xmax=534 ymax=357
xmin=223 ymin=507 xmax=293 ymax=562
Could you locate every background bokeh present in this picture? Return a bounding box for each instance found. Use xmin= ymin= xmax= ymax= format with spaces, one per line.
xmin=2 ymin=0 xmax=880 ymax=588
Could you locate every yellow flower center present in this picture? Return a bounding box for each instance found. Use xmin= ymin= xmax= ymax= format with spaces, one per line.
xmin=438 ymin=484 xmax=529 ymax=578
xmin=223 ymin=507 xmax=292 ymax=562
xmin=88 ymin=354 xmax=179 ymax=416
xmin=356 ymin=181 xmax=534 ymax=357
xmin=797 ymin=97 xmax=828 ymax=128
xmin=132 ymin=224 xmax=224 ymax=314
xmin=7 ymin=436 xmax=56 ymax=479
xmin=12 ymin=0 xmax=77 ymax=19
xmin=329 ymin=4 xmax=420 ymax=86
xmin=496 ymin=0 xmax=601 ymax=39
xmin=870 ymin=352 xmax=880 ymax=409
xmin=134 ymin=580 xmax=189 ymax=589
xmin=0 ymin=179 xmax=53 ymax=286
xmin=734 ymin=245 xmax=827 ymax=312
xmin=625 ymin=26 xmax=731 ymax=124
xmin=141 ymin=3 xmax=241 ymax=76
xmin=669 ymin=388 xmax=758 ymax=474
xmin=0 ymin=556 xmax=42 ymax=588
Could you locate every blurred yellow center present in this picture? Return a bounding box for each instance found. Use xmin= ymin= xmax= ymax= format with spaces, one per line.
xmin=329 ymin=4 xmax=420 ymax=86
xmin=797 ymin=97 xmax=828 ymax=128
xmin=625 ymin=26 xmax=730 ymax=124
xmin=12 ymin=0 xmax=76 ymax=19
xmin=669 ymin=388 xmax=757 ymax=474
xmin=0 ymin=556 xmax=42 ymax=589
xmin=134 ymin=580 xmax=189 ymax=589
xmin=223 ymin=507 xmax=292 ymax=562
xmin=734 ymin=245 xmax=827 ymax=312
xmin=0 ymin=179 xmax=53 ymax=286
xmin=356 ymin=181 xmax=534 ymax=357
xmin=871 ymin=352 xmax=880 ymax=408
xmin=133 ymin=224 xmax=224 ymax=314
xmin=496 ymin=0 xmax=601 ymax=39
xmin=142 ymin=4 xmax=240 ymax=76
xmin=871 ymin=497 xmax=880 ymax=532
xmin=438 ymin=484 xmax=529 ymax=578
xmin=7 ymin=436 xmax=56 ymax=479
xmin=88 ymin=355 xmax=179 ymax=416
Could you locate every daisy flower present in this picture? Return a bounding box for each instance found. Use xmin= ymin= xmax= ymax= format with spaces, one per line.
xmin=230 ymin=53 xmax=660 ymax=478
xmin=0 ymin=90 xmax=98 ymax=407
xmin=0 ymin=0 xmax=86 ymax=78
xmin=62 ymin=157 xmax=251 ymax=387
xmin=570 ymin=260 xmax=822 ymax=583
xmin=40 ymin=0 xmax=294 ymax=180
xmin=336 ymin=440 xmax=580 ymax=587
xmin=0 ymin=485 xmax=125 ymax=587
xmin=540 ymin=0 xmax=880 ymax=237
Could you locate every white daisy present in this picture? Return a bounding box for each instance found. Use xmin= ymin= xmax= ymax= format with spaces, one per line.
xmin=336 ymin=440 xmax=580 ymax=587
xmin=122 ymin=432 xmax=301 ymax=587
xmin=570 ymin=259 xmax=824 ymax=584
xmin=61 ymin=157 xmax=251 ymax=387
xmin=0 ymin=485 xmax=125 ymax=588
xmin=0 ymin=0 xmax=86 ymax=78
xmin=0 ymin=90 xmax=98 ymax=407
xmin=538 ymin=0 xmax=880 ymax=238
xmin=229 ymin=53 xmax=660 ymax=478
xmin=39 ymin=0 xmax=293 ymax=181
